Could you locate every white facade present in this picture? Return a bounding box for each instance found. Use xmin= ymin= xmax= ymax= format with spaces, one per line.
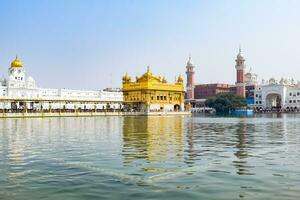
xmin=244 ymin=67 xmax=258 ymax=86
xmin=148 ymin=103 xmax=184 ymax=112
xmin=254 ymin=78 xmax=300 ymax=110
xmin=0 ymin=57 xmax=123 ymax=110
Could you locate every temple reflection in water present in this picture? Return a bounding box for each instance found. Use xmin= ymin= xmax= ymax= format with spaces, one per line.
xmin=122 ymin=116 xmax=185 ymax=170
xmin=233 ymin=121 xmax=256 ymax=176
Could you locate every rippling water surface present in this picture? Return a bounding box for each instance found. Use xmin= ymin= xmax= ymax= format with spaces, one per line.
xmin=0 ymin=114 xmax=300 ymax=200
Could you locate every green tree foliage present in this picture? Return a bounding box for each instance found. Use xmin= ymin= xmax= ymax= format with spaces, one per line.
xmin=205 ymin=93 xmax=247 ymax=113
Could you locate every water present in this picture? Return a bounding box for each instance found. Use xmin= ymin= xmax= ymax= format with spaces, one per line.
xmin=0 ymin=114 xmax=300 ymax=200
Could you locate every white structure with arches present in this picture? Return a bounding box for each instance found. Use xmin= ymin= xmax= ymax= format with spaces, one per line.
xmin=254 ymin=78 xmax=300 ymax=110
xmin=0 ymin=56 xmax=123 ymax=111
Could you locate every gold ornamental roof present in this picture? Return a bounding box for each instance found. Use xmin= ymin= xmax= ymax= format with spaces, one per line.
xmin=136 ymin=67 xmax=161 ymax=83
xmin=122 ymin=67 xmax=184 ymax=92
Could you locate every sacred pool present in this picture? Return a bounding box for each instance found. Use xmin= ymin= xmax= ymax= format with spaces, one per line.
xmin=0 ymin=114 xmax=299 ymax=200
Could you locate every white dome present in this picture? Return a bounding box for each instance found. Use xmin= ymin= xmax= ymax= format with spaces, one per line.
xmin=245 ymin=70 xmax=257 ymax=78
xmin=0 ymin=77 xmax=7 ymax=86
xmin=186 ymin=56 xmax=194 ymax=67
xmin=269 ymin=78 xmax=276 ymax=85
xmin=244 ymin=67 xmax=258 ymax=86
xmin=26 ymin=76 xmax=36 ymax=88
xmin=27 ymin=76 xmax=35 ymax=82
xmin=236 ymin=48 xmax=244 ymax=59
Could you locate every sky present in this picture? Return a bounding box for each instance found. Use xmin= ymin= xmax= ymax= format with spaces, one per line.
xmin=0 ymin=0 xmax=300 ymax=90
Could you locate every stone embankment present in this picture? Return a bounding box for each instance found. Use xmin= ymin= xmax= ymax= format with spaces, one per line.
xmin=0 ymin=111 xmax=191 ymax=118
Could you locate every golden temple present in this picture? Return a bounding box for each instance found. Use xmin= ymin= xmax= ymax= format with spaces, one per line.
xmin=122 ymin=67 xmax=185 ymax=112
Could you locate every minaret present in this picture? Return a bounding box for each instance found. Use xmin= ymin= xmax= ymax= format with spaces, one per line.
xmin=235 ymin=48 xmax=246 ymax=97
xmin=185 ymin=56 xmax=195 ymax=99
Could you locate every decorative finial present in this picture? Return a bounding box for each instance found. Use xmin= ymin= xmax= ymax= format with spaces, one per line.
xmin=147 ymin=66 xmax=150 ymax=72
xmin=239 ymin=45 xmax=242 ymax=54
xmin=187 ymin=54 xmax=193 ymax=66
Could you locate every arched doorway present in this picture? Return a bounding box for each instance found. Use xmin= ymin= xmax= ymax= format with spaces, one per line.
xmin=266 ymin=93 xmax=281 ymax=109
xmin=174 ymin=104 xmax=180 ymax=111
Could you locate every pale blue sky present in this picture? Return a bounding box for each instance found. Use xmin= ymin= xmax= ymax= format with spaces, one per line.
xmin=0 ymin=0 xmax=300 ymax=89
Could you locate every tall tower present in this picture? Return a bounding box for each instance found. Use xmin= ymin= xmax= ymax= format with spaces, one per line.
xmin=235 ymin=48 xmax=246 ymax=98
xmin=8 ymin=56 xmax=26 ymax=88
xmin=185 ymin=56 xmax=195 ymax=99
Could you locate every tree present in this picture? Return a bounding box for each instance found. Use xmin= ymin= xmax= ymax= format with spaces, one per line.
xmin=205 ymin=93 xmax=247 ymax=113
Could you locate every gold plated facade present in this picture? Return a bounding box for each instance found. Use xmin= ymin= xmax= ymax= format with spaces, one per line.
xmin=122 ymin=67 xmax=185 ymax=111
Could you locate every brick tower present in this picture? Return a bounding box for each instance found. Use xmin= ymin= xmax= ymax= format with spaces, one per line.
xmin=186 ymin=56 xmax=195 ymax=99
xmin=235 ymin=48 xmax=246 ymax=97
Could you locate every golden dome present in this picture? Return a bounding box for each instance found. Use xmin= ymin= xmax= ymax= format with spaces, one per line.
xmin=162 ymin=77 xmax=167 ymax=83
xmin=10 ymin=56 xmax=23 ymax=68
xmin=177 ymin=74 xmax=183 ymax=83
xmin=122 ymin=73 xmax=131 ymax=83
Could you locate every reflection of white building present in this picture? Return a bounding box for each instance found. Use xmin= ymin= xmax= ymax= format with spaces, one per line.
xmin=0 ymin=56 xmax=123 ymax=110
xmin=254 ymin=77 xmax=300 ymax=110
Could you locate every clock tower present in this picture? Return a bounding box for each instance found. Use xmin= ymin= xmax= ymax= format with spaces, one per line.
xmin=235 ymin=48 xmax=246 ymax=97
xmin=185 ymin=56 xmax=195 ymax=100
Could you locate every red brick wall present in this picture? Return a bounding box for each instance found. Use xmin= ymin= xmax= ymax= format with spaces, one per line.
xmin=236 ymin=70 xmax=244 ymax=83
xmin=194 ymin=84 xmax=232 ymax=99
xmin=236 ymin=86 xmax=245 ymax=97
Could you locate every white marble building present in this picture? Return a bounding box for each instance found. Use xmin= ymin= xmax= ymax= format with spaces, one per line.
xmin=0 ymin=56 xmax=123 ymax=111
xmin=254 ymin=77 xmax=300 ymax=110
xmin=244 ymin=67 xmax=258 ymax=86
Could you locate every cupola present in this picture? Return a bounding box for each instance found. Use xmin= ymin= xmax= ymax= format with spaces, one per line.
xmin=162 ymin=77 xmax=167 ymax=83
xmin=177 ymin=74 xmax=183 ymax=83
xmin=122 ymin=73 xmax=131 ymax=83
xmin=10 ymin=56 xmax=23 ymax=68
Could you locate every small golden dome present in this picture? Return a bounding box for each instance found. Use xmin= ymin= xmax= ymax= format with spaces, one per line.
xmin=177 ymin=74 xmax=183 ymax=83
xmin=122 ymin=73 xmax=131 ymax=82
xmin=162 ymin=77 xmax=167 ymax=83
xmin=11 ymin=56 xmax=23 ymax=68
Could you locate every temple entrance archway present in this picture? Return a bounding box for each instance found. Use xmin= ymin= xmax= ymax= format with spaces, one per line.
xmin=174 ymin=104 xmax=180 ymax=111
xmin=266 ymin=93 xmax=281 ymax=109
